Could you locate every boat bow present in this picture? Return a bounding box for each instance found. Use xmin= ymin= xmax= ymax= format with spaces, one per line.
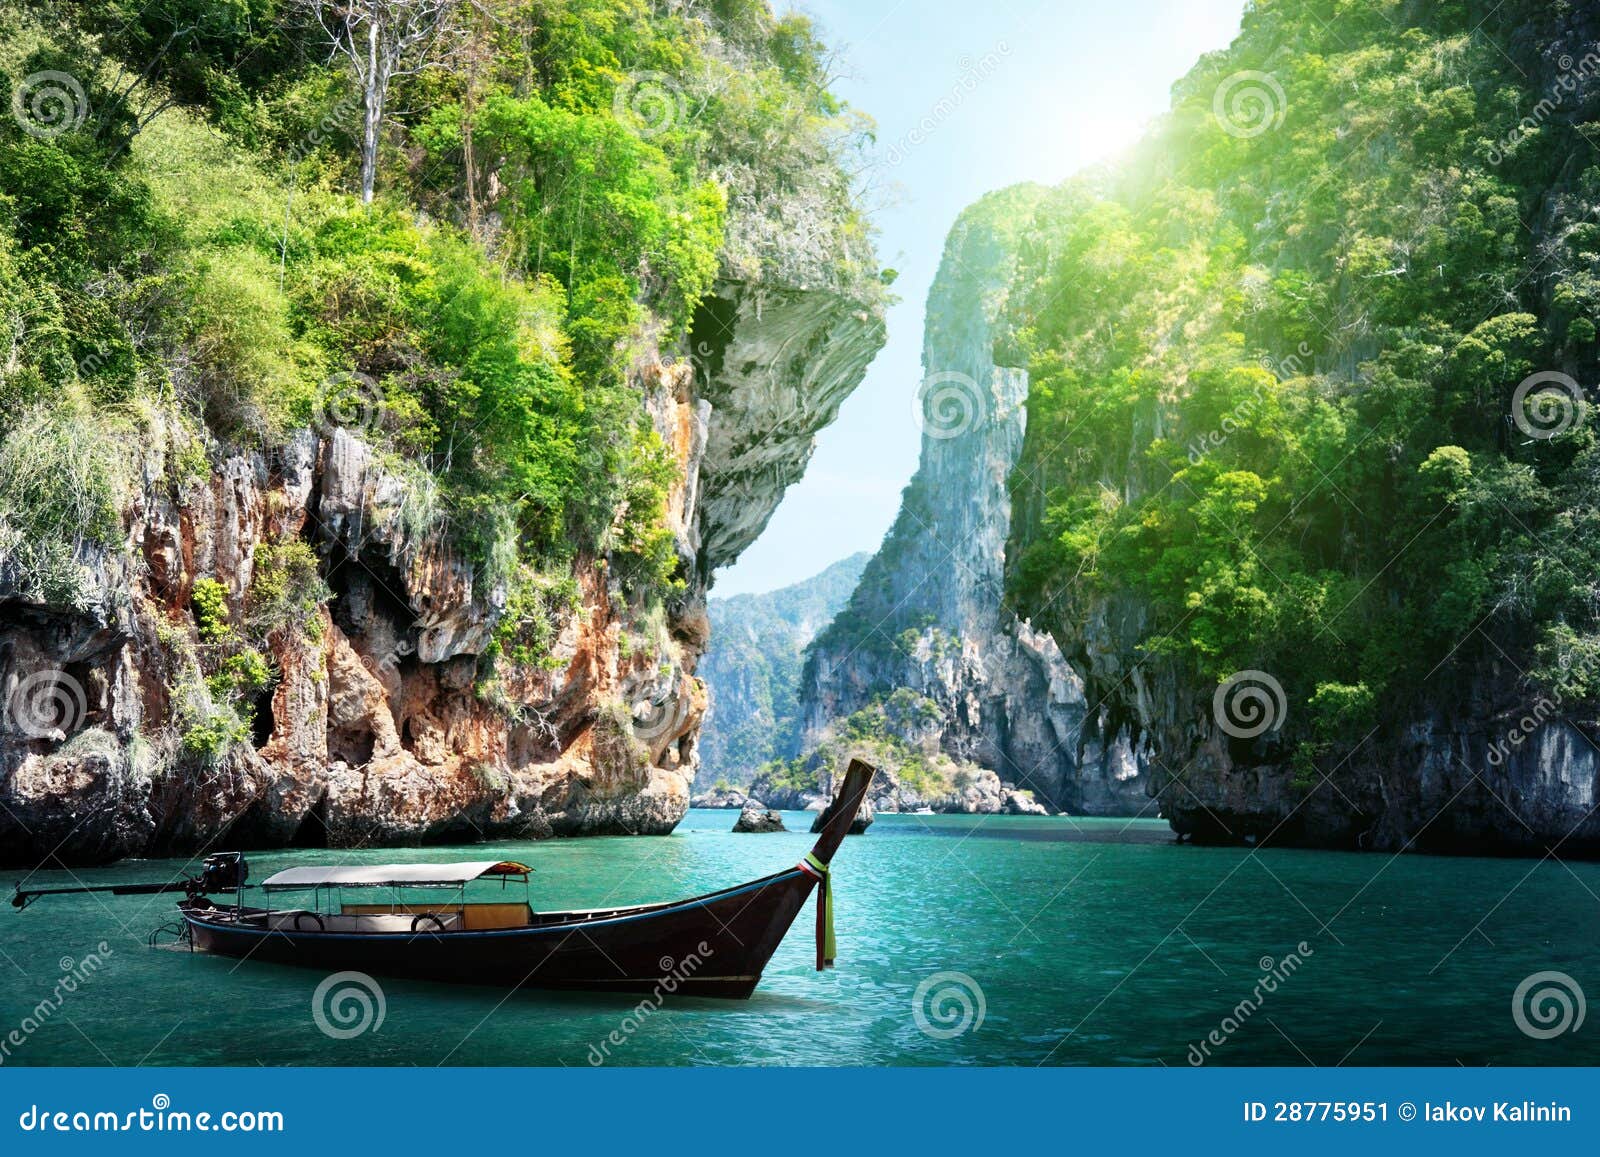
xmin=796 ymin=758 xmax=875 ymax=970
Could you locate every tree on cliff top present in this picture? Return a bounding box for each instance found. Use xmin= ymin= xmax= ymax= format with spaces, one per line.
xmin=295 ymin=0 xmax=466 ymax=203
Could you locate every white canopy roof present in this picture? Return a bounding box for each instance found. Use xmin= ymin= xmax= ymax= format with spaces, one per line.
xmin=260 ymin=861 xmax=530 ymax=891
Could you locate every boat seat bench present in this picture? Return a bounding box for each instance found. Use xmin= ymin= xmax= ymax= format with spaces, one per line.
xmin=340 ymin=902 xmax=534 ymax=930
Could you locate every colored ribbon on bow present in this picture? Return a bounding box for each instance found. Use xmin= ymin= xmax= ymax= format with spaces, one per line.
xmin=798 ymin=852 xmax=835 ymax=970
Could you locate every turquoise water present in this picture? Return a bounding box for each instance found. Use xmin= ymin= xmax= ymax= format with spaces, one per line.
xmin=3 ymin=810 xmax=1598 ymax=1066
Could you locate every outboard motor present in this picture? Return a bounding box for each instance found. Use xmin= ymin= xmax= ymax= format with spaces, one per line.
xmin=192 ymin=852 xmax=248 ymax=895
xmin=12 ymin=850 xmax=250 ymax=910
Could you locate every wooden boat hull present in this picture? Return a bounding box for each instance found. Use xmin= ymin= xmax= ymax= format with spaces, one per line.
xmin=166 ymin=759 xmax=876 ymax=1000
xmin=181 ymin=867 xmax=815 ymax=999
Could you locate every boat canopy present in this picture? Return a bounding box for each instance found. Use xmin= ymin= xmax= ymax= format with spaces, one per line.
xmin=260 ymin=861 xmax=532 ymax=892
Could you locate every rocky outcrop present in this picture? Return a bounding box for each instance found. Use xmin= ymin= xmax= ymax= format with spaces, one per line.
xmin=0 ymin=286 xmax=884 ymax=866
xmin=750 ymin=753 xmax=1041 ymax=818
xmin=797 ymin=187 xmax=1146 ymax=815
xmin=732 ymin=804 xmax=785 ymax=833
xmin=691 ymin=785 xmax=749 ymax=809
xmin=696 ymin=552 xmax=867 ymax=789
xmin=809 ymin=802 xmax=871 ymax=835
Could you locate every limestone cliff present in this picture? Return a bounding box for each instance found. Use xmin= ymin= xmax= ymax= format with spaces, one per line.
xmin=1004 ymin=0 xmax=1600 ymax=854
xmin=0 ymin=291 xmax=883 ymax=866
xmin=796 ymin=187 xmax=1146 ymax=815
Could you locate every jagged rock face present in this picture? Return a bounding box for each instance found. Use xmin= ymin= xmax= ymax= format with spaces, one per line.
xmin=1069 ymin=589 xmax=1600 ymax=855
xmin=797 ymin=188 xmax=1146 ymax=815
xmin=690 ymin=282 xmax=887 ymax=581
xmin=0 ymin=289 xmax=884 ymax=866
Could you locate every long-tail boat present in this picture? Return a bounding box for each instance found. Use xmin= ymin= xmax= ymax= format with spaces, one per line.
xmin=12 ymin=759 xmax=875 ymax=999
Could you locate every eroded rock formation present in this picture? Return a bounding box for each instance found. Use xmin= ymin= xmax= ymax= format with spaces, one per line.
xmin=0 ymin=285 xmax=883 ymax=865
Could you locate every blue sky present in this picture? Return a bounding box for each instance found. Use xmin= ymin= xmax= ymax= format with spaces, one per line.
xmin=712 ymin=0 xmax=1245 ymax=596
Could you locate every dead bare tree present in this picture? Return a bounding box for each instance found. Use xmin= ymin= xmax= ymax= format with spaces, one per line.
xmin=296 ymin=0 xmax=464 ymax=203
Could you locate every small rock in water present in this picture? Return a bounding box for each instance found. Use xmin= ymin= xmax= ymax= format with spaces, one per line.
xmin=810 ymin=796 xmax=874 ymax=835
xmin=1002 ymin=788 xmax=1048 ymax=816
xmin=733 ymin=805 xmax=786 ymax=833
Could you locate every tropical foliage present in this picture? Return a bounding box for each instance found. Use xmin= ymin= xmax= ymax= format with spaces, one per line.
xmin=1006 ymin=0 xmax=1600 ymax=763
xmin=0 ymin=0 xmax=878 ymax=613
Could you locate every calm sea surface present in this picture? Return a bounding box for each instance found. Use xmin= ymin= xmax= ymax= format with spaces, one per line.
xmin=3 ymin=810 xmax=1597 ymax=1066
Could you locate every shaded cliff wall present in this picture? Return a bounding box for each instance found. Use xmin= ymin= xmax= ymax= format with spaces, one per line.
xmin=797 ymin=186 xmax=1146 ymax=814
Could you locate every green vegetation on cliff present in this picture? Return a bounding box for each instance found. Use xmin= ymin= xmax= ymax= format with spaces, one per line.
xmin=1006 ymin=0 xmax=1600 ymax=768
xmin=0 ymin=0 xmax=879 ymax=616
xmin=752 ymin=688 xmax=989 ymax=803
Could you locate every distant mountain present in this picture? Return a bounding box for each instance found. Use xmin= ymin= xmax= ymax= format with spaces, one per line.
xmin=695 ymin=553 xmax=869 ymax=788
